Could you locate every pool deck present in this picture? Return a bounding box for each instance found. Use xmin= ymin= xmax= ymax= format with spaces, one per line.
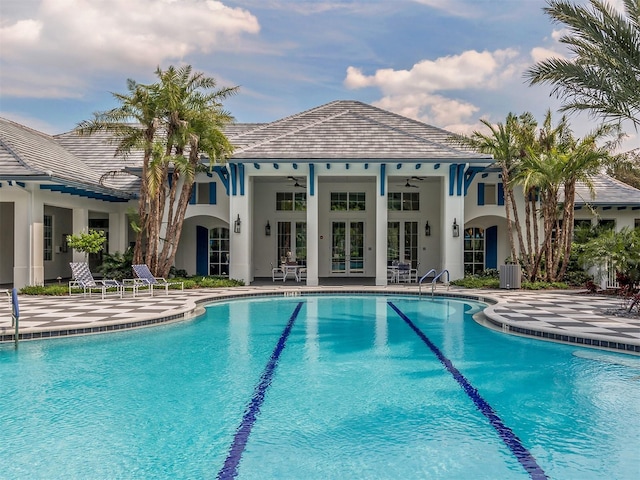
xmin=1 ymin=285 xmax=639 ymax=354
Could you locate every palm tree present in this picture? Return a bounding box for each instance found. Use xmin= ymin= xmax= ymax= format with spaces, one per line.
xmin=463 ymin=113 xmax=538 ymax=279
xmin=526 ymin=0 xmax=640 ymax=127
xmin=78 ymin=65 xmax=238 ymax=277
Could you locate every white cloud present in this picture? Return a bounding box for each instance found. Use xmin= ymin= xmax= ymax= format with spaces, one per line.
xmin=345 ymin=48 xmax=518 ymax=126
xmin=530 ymin=46 xmax=566 ymax=64
xmin=0 ymin=0 xmax=260 ymax=98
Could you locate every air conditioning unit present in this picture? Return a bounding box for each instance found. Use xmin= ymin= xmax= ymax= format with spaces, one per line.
xmin=499 ymin=264 xmax=522 ymax=289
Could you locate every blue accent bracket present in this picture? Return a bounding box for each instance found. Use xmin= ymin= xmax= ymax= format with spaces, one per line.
xmin=449 ymin=164 xmax=457 ymax=196
xmin=380 ymin=164 xmax=386 ymax=196
xmin=396 ymin=163 xmax=402 ymax=169
xmin=456 ymin=164 xmax=465 ymax=196
xmin=39 ymin=184 xmax=129 ymax=202
xmin=212 ymin=166 xmax=230 ymax=195
xmin=293 ymin=163 xmax=298 ymax=170
xmin=253 ymin=163 xmax=260 ymax=169
xmin=229 ymin=164 xmax=237 ymax=196
xmin=434 ymin=163 xmax=440 ymax=170
xmin=464 ymin=166 xmax=484 ymax=196
xmin=273 ymin=163 xmax=279 ymax=169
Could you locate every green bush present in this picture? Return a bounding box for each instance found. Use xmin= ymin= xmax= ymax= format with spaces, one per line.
xmin=20 ymin=285 xmax=69 ymax=296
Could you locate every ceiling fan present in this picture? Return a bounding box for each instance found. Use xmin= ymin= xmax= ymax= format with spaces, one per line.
xmin=404 ymin=178 xmax=419 ymax=188
xmin=288 ymin=176 xmax=306 ymax=188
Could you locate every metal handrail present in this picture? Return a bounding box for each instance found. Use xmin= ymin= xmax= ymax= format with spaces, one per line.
xmin=418 ymin=269 xmax=437 ymax=297
xmin=11 ymin=288 xmax=19 ymax=348
xmin=431 ymin=269 xmax=450 ymax=297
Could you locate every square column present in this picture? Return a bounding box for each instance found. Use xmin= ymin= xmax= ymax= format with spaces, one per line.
xmin=306 ymin=167 xmax=319 ymax=286
xmin=375 ymin=165 xmax=389 ymax=285
xmin=229 ymin=179 xmax=252 ymax=284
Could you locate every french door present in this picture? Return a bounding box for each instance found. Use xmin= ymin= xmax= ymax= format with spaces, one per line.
xmin=331 ymin=221 xmax=364 ymax=274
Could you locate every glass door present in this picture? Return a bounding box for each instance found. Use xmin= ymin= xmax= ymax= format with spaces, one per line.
xmin=331 ymin=221 xmax=364 ymax=275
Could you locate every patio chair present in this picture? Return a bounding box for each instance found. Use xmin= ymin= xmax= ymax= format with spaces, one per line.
xmin=132 ymin=264 xmax=184 ymax=296
xmin=69 ymin=262 xmax=125 ymax=299
xmin=396 ymin=263 xmax=412 ymax=283
xmin=296 ymin=267 xmax=307 ymax=283
xmin=271 ymin=263 xmax=285 ymax=282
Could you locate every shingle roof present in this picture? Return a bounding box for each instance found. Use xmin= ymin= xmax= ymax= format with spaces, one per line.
xmin=54 ymin=129 xmax=141 ymax=193
xmin=0 ymin=117 xmax=135 ymax=199
xmin=575 ymin=174 xmax=640 ymax=206
xmin=228 ymin=100 xmax=492 ymax=161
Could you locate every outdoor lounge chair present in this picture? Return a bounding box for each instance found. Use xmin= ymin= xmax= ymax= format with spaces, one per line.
xmin=69 ymin=262 xmax=126 ymax=299
xmin=132 ymin=264 xmax=184 ymax=295
xmin=271 ymin=262 xmax=285 ymax=282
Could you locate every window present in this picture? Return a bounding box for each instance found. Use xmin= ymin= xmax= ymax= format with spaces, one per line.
xmin=635 ymin=219 xmax=640 ymax=229
xmin=209 ymin=227 xmax=229 ymax=276
xmin=331 ymin=192 xmax=365 ymax=211
xmin=277 ymin=221 xmax=306 ymax=265
xmin=477 ymin=183 xmax=504 ymax=206
xmin=464 ymin=227 xmax=484 ymax=275
xmin=598 ymin=219 xmax=616 ymax=230
xmin=196 ymin=182 xmax=216 ymax=205
xmin=388 ymin=192 xmax=419 ymax=211
xmin=276 ymin=192 xmax=307 ymax=211
xmin=387 ymin=221 xmax=418 ymax=267
xmin=44 ymin=215 xmax=53 ymax=261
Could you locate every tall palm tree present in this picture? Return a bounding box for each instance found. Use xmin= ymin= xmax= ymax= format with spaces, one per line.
xmin=526 ymin=0 xmax=640 ymax=127
xmin=78 ymin=65 xmax=238 ymax=277
xmin=463 ymin=113 xmax=538 ymax=279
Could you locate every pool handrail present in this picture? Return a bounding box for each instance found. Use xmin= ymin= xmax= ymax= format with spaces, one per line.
xmin=431 ymin=270 xmax=450 ymax=297
xmin=418 ymin=269 xmax=437 ymax=297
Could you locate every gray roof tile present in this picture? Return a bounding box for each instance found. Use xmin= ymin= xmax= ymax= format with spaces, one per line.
xmin=575 ymin=174 xmax=640 ymax=206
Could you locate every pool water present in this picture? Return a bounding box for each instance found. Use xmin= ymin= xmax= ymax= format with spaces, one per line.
xmin=1 ymin=295 xmax=639 ymax=479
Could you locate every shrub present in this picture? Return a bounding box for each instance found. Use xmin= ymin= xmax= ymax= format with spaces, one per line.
xmin=20 ymin=285 xmax=69 ymax=296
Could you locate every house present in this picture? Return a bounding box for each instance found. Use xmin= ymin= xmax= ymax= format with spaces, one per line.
xmin=1 ymin=100 xmax=639 ymax=288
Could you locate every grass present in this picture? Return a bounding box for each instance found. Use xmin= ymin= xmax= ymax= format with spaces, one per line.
xmin=450 ymin=276 xmax=569 ymax=290
xmin=19 ymin=276 xmax=244 ymax=295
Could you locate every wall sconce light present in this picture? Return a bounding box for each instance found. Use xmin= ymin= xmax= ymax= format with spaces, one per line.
xmin=452 ymin=218 xmax=460 ymax=237
xmin=265 ymin=220 xmax=271 ymax=236
xmin=425 ymin=221 xmax=431 ymax=236
xmin=234 ymin=214 xmax=241 ymax=234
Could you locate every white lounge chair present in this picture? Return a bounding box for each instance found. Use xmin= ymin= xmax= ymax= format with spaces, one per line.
xmin=132 ymin=264 xmax=184 ymax=296
xmin=69 ymin=262 xmax=125 ymax=299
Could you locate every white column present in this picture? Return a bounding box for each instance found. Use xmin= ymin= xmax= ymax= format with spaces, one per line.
xmin=30 ymin=187 xmax=44 ymax=286
xmin=12 ymin=188 xmax=34 ymax=288
xmin=108 ymin=210 xmax=128 ymax=254
xmin=375 ymin=164 xmax=389 ymax=285
xmin=441 ymin=169 xmax=465 ymax=281
xmin=306 ymin=165 xmax=319 ymax=286
xmin=72 ymin=207 xmax=89 ymax=262
xmin=229 ymin=179 xmax=251 ymax=284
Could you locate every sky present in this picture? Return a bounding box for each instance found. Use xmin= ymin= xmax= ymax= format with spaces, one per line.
xmin=1 ymin=0 xmax=637 ymax=150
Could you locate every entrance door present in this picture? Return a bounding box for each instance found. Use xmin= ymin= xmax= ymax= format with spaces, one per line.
xmin=331 ymin=221 xmax=364 ymax=275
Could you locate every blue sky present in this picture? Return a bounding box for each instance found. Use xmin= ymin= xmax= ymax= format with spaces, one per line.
xmin=1 ymin=0 xmax=636 ymax=149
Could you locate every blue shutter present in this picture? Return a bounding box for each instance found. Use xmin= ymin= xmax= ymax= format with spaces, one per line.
xmin=498 ymin=183 xmax=505 ymax=206
xmin=477 ymin=183 xmax=485 ymax=206
xmin=209 ymin=182 xmax=217 ymax=205
xmin=189 ymin=184 xmax=196 ymax=205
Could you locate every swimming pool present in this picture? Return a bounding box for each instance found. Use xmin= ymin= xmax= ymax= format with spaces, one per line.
xmin=1 ymin=295 xmax=638 ymax=479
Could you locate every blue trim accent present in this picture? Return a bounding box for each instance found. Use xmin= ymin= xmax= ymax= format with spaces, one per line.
xmin=212 ymin=166 xmax=229 ymax=195
xmin=218 ymin=302 xmax=303 ymax=480
xmin=39 ymin=184 xmax=129 ymax=202
xmin=238 ymin=163 xmax=245 ymax=196
xmin=478 ymin=183 xmax=485 ymax=206
xmin=309 ymin=163 xmax=315 ymax=197
xmin=456 ymin=164 xmax=465 ymax=196
xmin=293 ymin=163 xmax=298 ymax=170
xmin=189 ymin=185 xmax=196 ymax=205
xmin=388 ymin=302 xmax=548 ymax=480
xmin=481 ymin=173 xmax=489 ymax=178
xmin=253 ymin=163 xmax=260 ymax=169
xmin=575 ymin=205 xmax=582 ymax=210
xmin=449 ymin=164 xmax=456 ymax=196
xmin=380 ymin=164 xmax=386 ymax=196
xmin=16 ymin=182 xmax=25 ymax=188
xmin=326 ymin=163 xmax=331 ymax=169
xmin=415 ymin=164 xmax=422 ymax=170
xmin=209 ymin=182 xmax=217 ymax=205
xmin=618 ymin=206 xmax=627 ymax=210
xmin=396 ymin=163 xmax=402 ymax=169
xmin=633 ymin=206 xmax=640 ymax=210
xmin=346 ymin=163 xmax=349 ymax=169
xmin=486 ymin=226 xmax=498 ymax=269
xmin=434 ymin=163 xmax=440 ymax=170
xmin=603 ymin=206 xmax=612 ymax=211
xmin=498 ymin=183 xmax=505 ymax=206
xmin=273 ymin=163 xmax=279 ymax=169
xmin=229 ymin=164 xmax=237 ymax=196
xmin=364 ymin=163 xmax=369 ymax=169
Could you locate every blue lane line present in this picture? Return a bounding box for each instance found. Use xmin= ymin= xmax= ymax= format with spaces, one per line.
xmin=217 ymin=301 xmax=303 ymax=480
xmin=388 ymin=301 xmax=548 ymax=480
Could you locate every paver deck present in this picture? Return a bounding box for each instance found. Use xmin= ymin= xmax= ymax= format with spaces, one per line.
xmin=1 ymin=286 xmax=639 ymax=354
